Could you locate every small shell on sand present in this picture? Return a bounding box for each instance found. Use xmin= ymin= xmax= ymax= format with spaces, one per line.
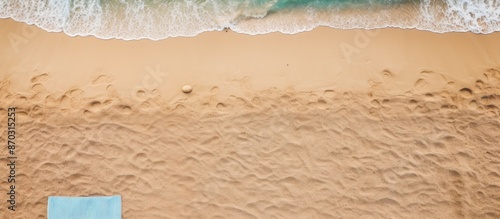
xmin=182 ymin=85 xmax=192 ymax=93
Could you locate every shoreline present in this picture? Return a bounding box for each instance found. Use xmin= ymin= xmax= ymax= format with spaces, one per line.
xmin=3 ymin=1 xmax=500 ymax=40
xmin=2 ymin=18 xmax=500 ymax=103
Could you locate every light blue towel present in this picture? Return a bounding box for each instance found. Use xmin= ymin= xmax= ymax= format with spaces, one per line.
xmin=48 ymin=196 xmax=121 ymax=219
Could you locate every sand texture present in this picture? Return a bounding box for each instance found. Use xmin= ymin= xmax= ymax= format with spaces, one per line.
xmin=1 ymin=69 xmax=500 ymax=218
xmin=0 ymin=19 xmax=500 ymax=218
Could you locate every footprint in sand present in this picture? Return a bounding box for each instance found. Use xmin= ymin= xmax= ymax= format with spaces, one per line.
xmin=140 ymin=101 xmax=151 ymax=109
xmin=380 ymin=69 xmax=393 ymax=80
xmin=115 ymin=104 xmax=132 ymax=114
xmin=103 ymin=99 xmax=113 ymax=106
xmin=30 ymin=105 xmax=42 ymax=115
xmin=87 ymin=101 xmax=102 ymax=113
xmin=44 ymin=95 xmax=59 ymax=107
xmin=413 ymin=71 xmax=448 ymax=94
xmin=30 ymin=73 xmax=49 ymax=83
xmin=210 ymin=86 xmax=220 ymax=94
xmin=484 ymin=68 xmax=500 ymax=85
xmin=317 ymin=98 xmax=328 ymax=109
xmin=480 ymin=95 xmax=496 ymax=105
xmin=60 ymin=89 xmax=85 ymax=109
xmin=468 ymin=100 xmax=478 ymax=110
xmin=31 ymin=83 xmax=45 ymax=92
xmin=474 ymin=79 xmax=485 ymax=90
xmin=106 ymin=85 xmax=119 ymax=97
xmin=92 ymin=75 xmax=112 ymax=84
xmin=135 ymin=89 xmax=147 ymax=99
xmin=459 ymin=87 xmax=474 ymax=99
xmin=216 ymin=102 xmax=226 ymax=110
xmin=58 ymin=94 xmax=70 ymax=109
xmin=68 ymin=88 xmax=84 ymax=98
xmin=368 ymin=69 xmax=395 ymax=91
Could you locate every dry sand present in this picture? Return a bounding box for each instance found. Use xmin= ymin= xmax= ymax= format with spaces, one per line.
xmin=0 ymin=18 xmax=500 ymax=218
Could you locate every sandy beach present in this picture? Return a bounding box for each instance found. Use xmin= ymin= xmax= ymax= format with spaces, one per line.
xmin=1 ymin=17 xmax=500 ymax=218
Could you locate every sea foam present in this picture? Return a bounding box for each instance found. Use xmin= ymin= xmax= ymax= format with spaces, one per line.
xmin=1 ymin=0 xmax=499 ymax=40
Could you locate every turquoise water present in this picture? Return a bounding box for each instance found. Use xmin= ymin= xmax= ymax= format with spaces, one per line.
xmin=0 ymin=0 xmax=499 ymax=39
xmin=270 ymin=0 xmax=412 ymax=9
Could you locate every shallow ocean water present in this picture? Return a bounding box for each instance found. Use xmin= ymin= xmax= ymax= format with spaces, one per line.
xmin=0 ymin=0 xmax=499 ymax=39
